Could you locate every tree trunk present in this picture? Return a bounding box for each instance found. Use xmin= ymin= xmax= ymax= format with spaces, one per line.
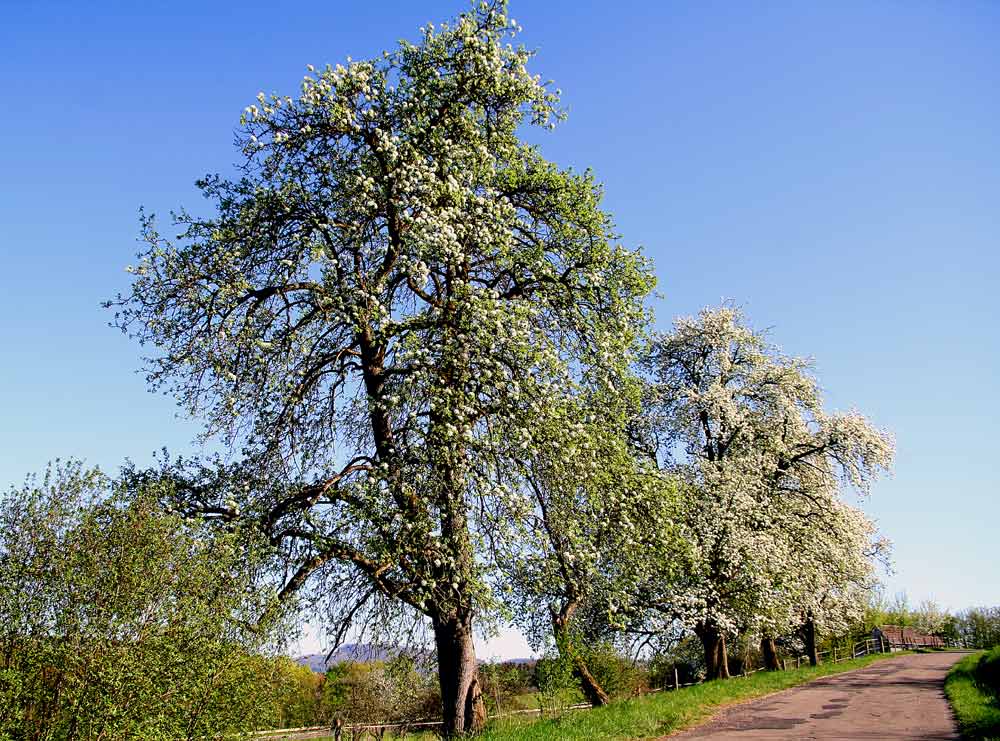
xmin=717 ymin=632 xmax=731 ymax=679
xmin=433 ymin=612 xmax=486 ymax=737
xmin=760 ymin=636 xmax=781 ymax=671
xmin=802 ymin=614 xmax=818 ymax=666
xmin=552 ymin=602 xmax=610 ymax=707
xmin=573 ymin=656 xmax=611 ymax=707
xmin=695 ymin=622 xmax=730 ymax=681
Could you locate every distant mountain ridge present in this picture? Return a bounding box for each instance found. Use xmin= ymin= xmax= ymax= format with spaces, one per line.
xmin=294 ymin=643 xmax=393 ymax=672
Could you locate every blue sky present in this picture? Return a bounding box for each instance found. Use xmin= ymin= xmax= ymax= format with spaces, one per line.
xmin=1 ymin=1 xmax=997 ymax=658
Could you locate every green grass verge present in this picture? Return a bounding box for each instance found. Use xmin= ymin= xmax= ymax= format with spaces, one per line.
xmin=478 ymin=652 xmax=907 ymax=741
xmin=945 ymin=649 xmax=1000 ymax=741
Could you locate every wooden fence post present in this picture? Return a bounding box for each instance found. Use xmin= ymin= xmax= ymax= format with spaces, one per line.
xmin=674 ymin=667 xmax=679 ymax=691
xmin=796 ymin=656 xmax=801 ymax=669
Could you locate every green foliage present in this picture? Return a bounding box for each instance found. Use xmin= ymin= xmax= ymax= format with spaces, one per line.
xmin=0 ymin=461 xmax=285 ymax=740
xmin=959 ymin=609 xmax=1000 ymax=649
xmin=478 ymin=662 xmax=534 ymax=713
xmin=945 ymin=650 xmax=1000 ymax=741
xmin=318 ymin=657 xmax=440 ymax=726
xmin=533 ymin=654 xmax=576 ymax=706
xmin=977 ymin=647 xmax=1000 ymax=699
xmin=271 ymin=657 xmax=326 ymax=727
xmin=577 ymin=644 xmax=646 ymax=699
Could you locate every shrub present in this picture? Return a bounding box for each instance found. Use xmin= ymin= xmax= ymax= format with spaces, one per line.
xmin=479 ymin=662 xmax=535 ymax=713
xmin=974 ymin=646 xmax=1000 ymax=697
xmin=581 ymin=644 xmax=648 ymax=698
xmin=0 ymin=462 xmax=285 ymax=739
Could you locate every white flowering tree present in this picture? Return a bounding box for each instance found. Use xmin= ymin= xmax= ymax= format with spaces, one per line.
xmin=640 ymin=306 xmax=893 ymax=679
xmin=754 ymin=495 xmax=888 ymax=668
xmin=108 ymin=4 xmax=654 ymax=734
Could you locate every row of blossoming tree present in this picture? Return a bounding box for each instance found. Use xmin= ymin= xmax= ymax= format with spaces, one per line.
xmin=105 ymin=3 xmax=894 ymax=735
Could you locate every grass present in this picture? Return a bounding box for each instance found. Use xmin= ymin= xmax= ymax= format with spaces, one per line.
xmin=503 ymin=687 xmax=586 ymax=711
xmin=945 ymin=648 xmax=1000 ymax=741
xmin=476 ymin=652 xmax=907 ymax=740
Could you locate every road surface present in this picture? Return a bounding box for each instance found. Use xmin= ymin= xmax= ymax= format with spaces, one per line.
xmin=668 ymin=652 xmax=964 ymax=740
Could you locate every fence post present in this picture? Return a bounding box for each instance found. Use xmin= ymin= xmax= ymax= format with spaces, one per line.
xmin=833 ymin=647 xmax=837 ymax=662
xmin=674 ymin=667 xmax=679 ymax=691
xmin=796 ymin=656 xmax=801 ymax=669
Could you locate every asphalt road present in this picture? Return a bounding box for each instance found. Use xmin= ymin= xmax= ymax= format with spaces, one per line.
xmin=668 ymin=652 xmax=965 ymax=741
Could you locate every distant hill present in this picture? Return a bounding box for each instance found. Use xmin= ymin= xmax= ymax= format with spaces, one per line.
xmin=295 ymin=643 xmax=393 ymax=672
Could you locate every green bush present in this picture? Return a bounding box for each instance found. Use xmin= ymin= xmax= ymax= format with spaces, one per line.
xmin=975 ymin=646 xmax=1000 ymax=697
xmin=945 ymin=650 xmax=1000 ymax=741
xmin=581 ymin=645 xmax=648 ymax=698
xmin=534 ymin=654 xmax=576 ymax=700
xmin=0 ymin=462 xmax=286 ymax=740
xmin=480 ymin=662 xmax=535 ymax=713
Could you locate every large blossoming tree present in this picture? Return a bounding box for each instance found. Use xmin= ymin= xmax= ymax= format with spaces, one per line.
xmin=108 ymin=4 xmax=654 ymax=734
xmin=640 ymin=306 xmax=893 ymax=679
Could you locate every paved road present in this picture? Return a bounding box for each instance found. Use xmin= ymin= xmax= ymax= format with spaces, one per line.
xmin=668 ymin=652 xmax=964 ymax=740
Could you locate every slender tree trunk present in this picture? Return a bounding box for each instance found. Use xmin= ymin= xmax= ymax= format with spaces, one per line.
xmin=802 ymin=614 xmax=818 ymax=666
xmin=717 ymin=632 xmax=731 ymax=679
xmin=695 ymin=622 xmax=730 ymax=680
xmin=760 ymin=636 xmax=781 ymax=671
xmin=552 ymin=602 xmax=610 ymax=707
xmin=433 ymin=611 xmax=486 ymax=737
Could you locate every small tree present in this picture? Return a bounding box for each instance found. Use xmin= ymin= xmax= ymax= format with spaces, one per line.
xmin=497 ymin=392 xmax=678 ymax=705
xmin=108 ymin=4 xmax=654 ymax=733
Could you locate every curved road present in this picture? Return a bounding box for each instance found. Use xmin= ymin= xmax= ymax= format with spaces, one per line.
xmin=668 ymin=652 xmax=964 ymax=740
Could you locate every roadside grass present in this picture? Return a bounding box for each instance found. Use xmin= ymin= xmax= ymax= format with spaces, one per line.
xmin=945 ymin=648 xmax=1000 ymax=741
xmin=477 ymin=652 xmax=907 ymax=741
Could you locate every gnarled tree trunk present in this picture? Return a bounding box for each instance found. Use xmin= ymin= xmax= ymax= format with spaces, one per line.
xmin=760 ymin=636 xmax=781 ymax=671
xmin=552 ymin=601 xmax=610 ymax=707
xmin=573 ymin=655 xmax=611 ymax=707
xmin=695 ymin=622 xmax=730 ymax=680
xmin=433 ymin=611 xmax=486 ymax=736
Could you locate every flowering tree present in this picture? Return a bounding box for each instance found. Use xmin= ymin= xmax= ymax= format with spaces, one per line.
xmin=496 ymin=391 xmax=678 ymax=705
xmin=641 ymin=306 xmax=893 ymax=679
xmin=108 ymin=4 xmax=654 ymax=734
xmin=755 ymin=496 xmax=887 ymax=668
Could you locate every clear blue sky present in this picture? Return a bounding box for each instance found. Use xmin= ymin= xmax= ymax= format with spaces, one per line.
xmin=2 ymin=1 xmax=997 ymax=657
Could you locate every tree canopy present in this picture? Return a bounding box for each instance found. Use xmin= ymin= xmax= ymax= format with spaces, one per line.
xmin=108 ymin=3 xmax=654 ymax=734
